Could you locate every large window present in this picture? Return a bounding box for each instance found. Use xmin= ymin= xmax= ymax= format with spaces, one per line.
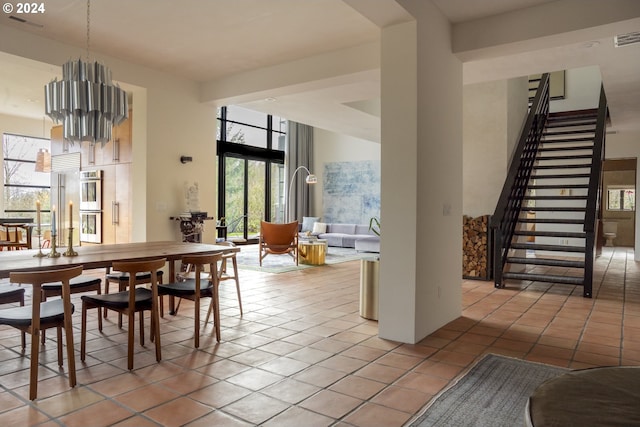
xmin=217 ymin=106 xmax=286 ymax=242
xmin=2 ymin=133 xmax=51 ymax=220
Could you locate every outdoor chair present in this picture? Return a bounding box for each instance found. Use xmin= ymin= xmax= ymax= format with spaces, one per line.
xmin=258 ymin=220 xmax=299 ymax=266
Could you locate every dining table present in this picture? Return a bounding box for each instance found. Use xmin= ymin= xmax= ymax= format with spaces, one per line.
xmin=0 ymin=240 xmax=239 ymax=280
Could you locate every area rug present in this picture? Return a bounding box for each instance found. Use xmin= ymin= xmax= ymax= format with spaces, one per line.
xmin=408 ymin=354 xmax=568 ymax=427
xmin=234 ymin=244 xmax=373 ymax=273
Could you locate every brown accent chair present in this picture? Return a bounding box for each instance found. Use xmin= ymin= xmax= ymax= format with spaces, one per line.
xmin=0 ymin=266 xmax=83 ymax=400
xmin=81 ymin=258 xmax=165 ymax=370
xmin=259 ymin=221 xmax=299 ymax=266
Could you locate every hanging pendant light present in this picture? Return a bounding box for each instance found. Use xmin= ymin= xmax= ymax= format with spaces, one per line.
xmin=35 ymin=148 xmax=51 ymax=172
xmin=44 ymin=0 xmax=128 ymax=146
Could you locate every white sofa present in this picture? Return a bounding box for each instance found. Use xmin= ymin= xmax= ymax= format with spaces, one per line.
xmin=314 ymin=223 xmax=380 ymax=253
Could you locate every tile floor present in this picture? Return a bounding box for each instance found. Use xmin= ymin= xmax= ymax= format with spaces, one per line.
xmin=0 ymin=246 xmax=637 ymax=427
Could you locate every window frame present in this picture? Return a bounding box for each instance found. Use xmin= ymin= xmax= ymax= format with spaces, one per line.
xmin=606 ymin=185 xmax=635 ymax=212
xmin=216 ymin=107 xmax=286 ymax=241
xmin=2 ymin=133 xmax=51 ymax=219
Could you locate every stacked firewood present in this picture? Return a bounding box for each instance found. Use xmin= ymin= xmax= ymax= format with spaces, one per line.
xmin=463 ymin=215 xmax=490 ymax=279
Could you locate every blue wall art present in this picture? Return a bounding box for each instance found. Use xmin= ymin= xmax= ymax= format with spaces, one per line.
xmin=323 ymin=160 xmax=380 ymax=224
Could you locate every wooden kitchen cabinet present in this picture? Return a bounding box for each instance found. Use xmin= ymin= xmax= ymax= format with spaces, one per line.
xmin=49 ymin=110 xmax=133 ymax=245
xmin=50 ymin=125 xmax=81 ymax=157
xmin=101 ymin=163 xmax=131 ymax=244
xmin=101 ymin=112 xmax=132 ymax=164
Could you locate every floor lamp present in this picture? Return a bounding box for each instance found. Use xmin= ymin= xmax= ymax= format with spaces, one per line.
xmin=286 ymin=166 xmax=317 ymax=222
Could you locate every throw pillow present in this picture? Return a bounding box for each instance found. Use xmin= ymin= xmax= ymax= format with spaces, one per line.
xmin=301 ymin=216 xmax=320 ymax=232
xmin=312 ymin=222 xmax=327 ymax=234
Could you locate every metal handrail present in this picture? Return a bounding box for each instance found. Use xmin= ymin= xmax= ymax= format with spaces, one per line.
xmin=491 ymin=73 xmax=550 ymax=288
xmin=584 ymin=85 xmax=607 ymax=233
xmin=582 ymin=84 xmax=607 ymax=298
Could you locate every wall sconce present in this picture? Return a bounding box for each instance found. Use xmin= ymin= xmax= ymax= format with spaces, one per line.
xmin=180 ymin=156 xmax=193 ymax=164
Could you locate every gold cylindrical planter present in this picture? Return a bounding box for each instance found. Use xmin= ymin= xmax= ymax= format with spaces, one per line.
xmin=299 ymin=242 xmax=326 ymax=265
xmin=360 ymin=258 xmax=379 ymax=320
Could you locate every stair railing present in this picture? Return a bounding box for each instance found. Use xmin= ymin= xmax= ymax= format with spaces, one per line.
xmin=582 ymin=84 xmax=607 ymax=298
xmin=491 ymin=73 xmax=550 ymax=288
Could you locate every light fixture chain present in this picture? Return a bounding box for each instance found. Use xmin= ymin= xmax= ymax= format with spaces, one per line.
xmin=44 ymin=0 xmax=128 ymax=146
xmin=86 ymin=0 xmax=90 ymax=62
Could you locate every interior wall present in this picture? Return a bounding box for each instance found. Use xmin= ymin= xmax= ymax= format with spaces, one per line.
xmin=463 ymin=78 xmax=528 ymax=218
xmin=380 ymin=1 xmax=463 ymax=343
xmin=0 ymin=24 xmax=218 ymax=244
xmin=412 ymin=3 xmax=463 ymax=342
xmin=550 ymin=66 xmax=602 ymax=113
xmin=602 ymin=165 xmax=636 ymax=246
xmin=312 ymin=127 xmax=380 ymax=220
xmin=605 ymin=131 xmax=640 ymax=259
xmin=379 ymin=19 xmax=419 ymax=343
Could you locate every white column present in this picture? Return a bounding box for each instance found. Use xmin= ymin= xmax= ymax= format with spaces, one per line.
xmin=379 ymin=2 xmax=463 ymax=343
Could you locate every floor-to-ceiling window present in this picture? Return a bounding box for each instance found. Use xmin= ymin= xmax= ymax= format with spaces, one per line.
xmin=217 ymin=106 xmax=286 ymax=242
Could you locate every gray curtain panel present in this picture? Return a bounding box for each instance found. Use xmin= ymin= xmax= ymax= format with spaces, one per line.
xmin=287 ymin=122 xmax=314 ymax=223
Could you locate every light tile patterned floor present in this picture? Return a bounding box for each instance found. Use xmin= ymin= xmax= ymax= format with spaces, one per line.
xmin=0 ymin=246 xmax=637 ymax=426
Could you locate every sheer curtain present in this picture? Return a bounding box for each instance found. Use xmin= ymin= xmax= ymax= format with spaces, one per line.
xmin=286 ymin=121 xmax=314 ymax=223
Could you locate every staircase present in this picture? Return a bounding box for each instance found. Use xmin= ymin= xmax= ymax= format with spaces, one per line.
xmin=491 ymin=73 xmax=607 ymax=298
xmin=502 ymin=110 xmax=597 ymax=290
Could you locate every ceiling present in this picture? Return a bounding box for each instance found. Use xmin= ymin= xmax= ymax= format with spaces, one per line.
xmin=1 ymin=0 xmax=638 ymax=140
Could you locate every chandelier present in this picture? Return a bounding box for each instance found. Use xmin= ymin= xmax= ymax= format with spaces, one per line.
xmin=44 ymin=0 xmax=128 ymax=146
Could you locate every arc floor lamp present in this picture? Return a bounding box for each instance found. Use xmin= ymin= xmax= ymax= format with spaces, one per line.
xmin=286 ymin=166 xmax=317 ymax=222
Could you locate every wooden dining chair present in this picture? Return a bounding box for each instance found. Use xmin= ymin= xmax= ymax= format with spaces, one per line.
xmin=0 ymin=286 xmax=26 ymax=348
xmin=103 ymin=269 xmax=164 ymax=325
xmin=41 ymin=275 xmax=103 ymax=343
xmin=158 ymin=253 xmax=222 ymax=348
xmin=0 ymin=266 xmax=83 ymax=400
xmin=0 ymin=223 xmax=33 ymax=250
xmin=81 ymin=258 xmax=166 ymax=370
xmin=179 ymin=241 xmax=242 ymax=316
xmin=216 ymin=241 xmax=242 ymax=315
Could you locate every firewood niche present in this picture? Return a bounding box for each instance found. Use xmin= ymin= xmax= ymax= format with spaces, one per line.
xmin=463 ymin=215 xmax=492 ymax=280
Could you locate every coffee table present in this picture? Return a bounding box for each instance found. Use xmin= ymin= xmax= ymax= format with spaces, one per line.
xmin=298 ymin=239 xmax=327 ymax=265
xmin=527 ymin=366 xmax=640 ymax=426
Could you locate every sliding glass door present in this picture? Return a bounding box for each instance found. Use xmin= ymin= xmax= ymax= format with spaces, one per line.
xmin=224 ymin=157 xmax=245 ymax=240
xmin=217 ymin=106 xmax=286 ymax=242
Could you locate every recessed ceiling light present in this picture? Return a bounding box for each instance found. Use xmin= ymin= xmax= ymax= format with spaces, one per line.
xmin=264 ymin=97 xmax=277 ymax=102
xmin=581 ymin=41 xmax=600 ymax=48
